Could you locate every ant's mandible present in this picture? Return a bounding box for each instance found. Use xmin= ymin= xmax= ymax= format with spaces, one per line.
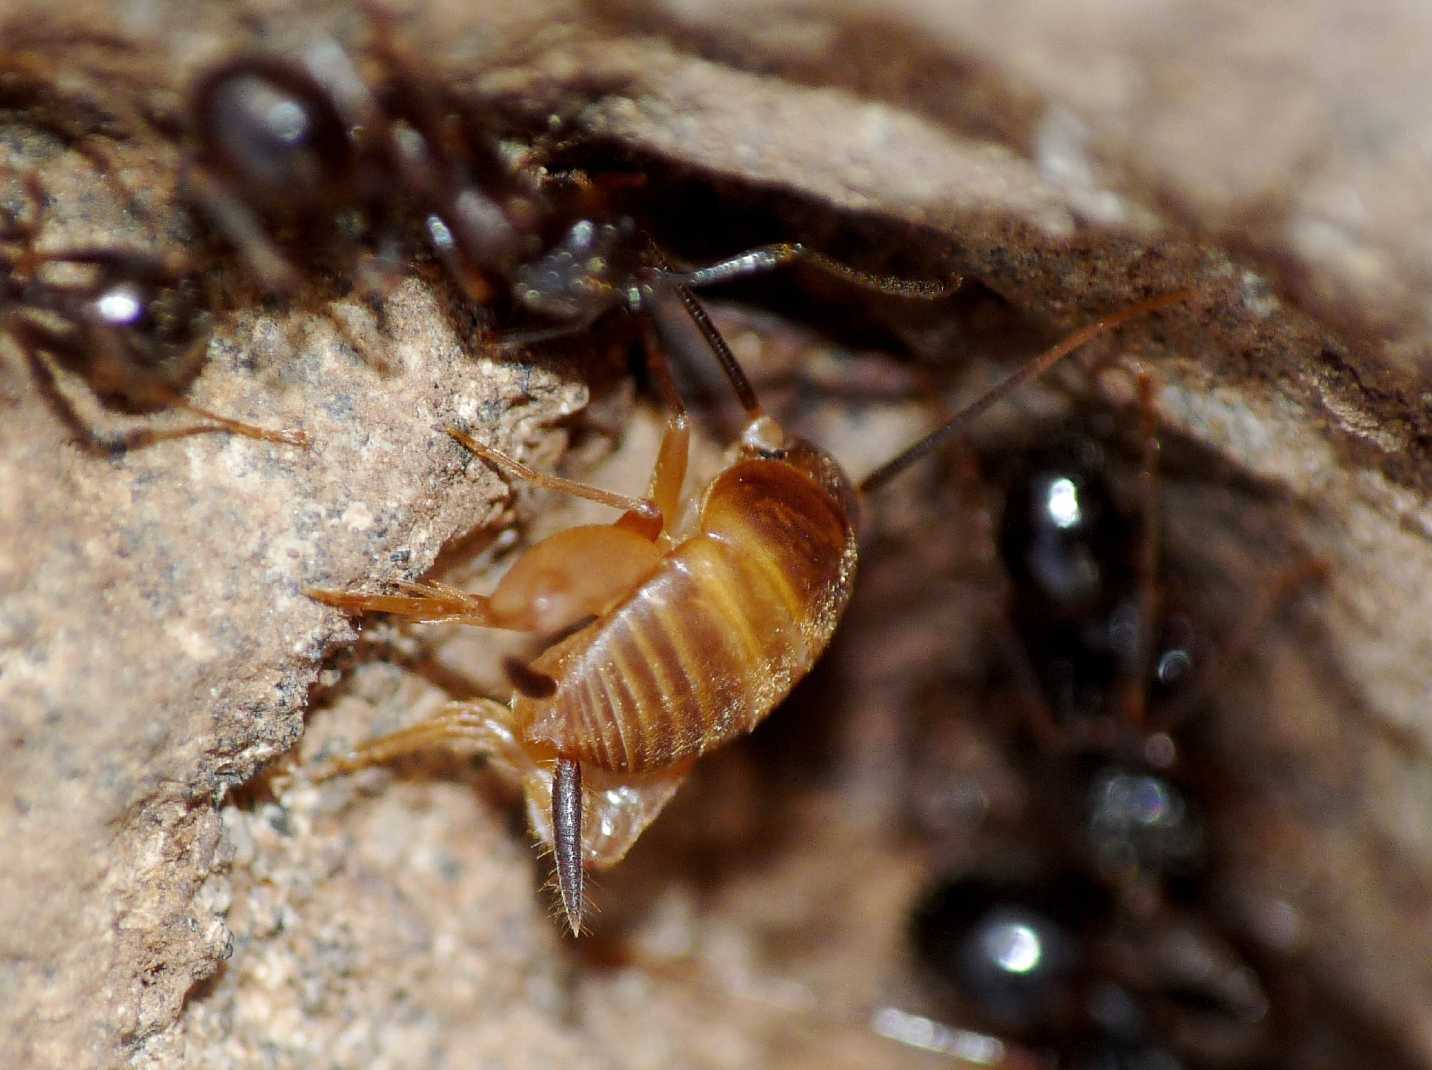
xmin=307 ymin=284 xmax=1191 ymax=936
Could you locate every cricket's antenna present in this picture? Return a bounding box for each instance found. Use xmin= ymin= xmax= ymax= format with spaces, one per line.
xmin=859 ymin=291 xmax=1195 ymax=494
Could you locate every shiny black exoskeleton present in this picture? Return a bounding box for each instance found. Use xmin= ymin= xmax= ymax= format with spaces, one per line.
xmin=899 ymin=412 xmax=1282 ymax=1068
xmin=909 ymin=872 xmax=1110 ymax=1036
xmin=997 ymin=436 xmax=1199 ymax=727
xmin=908 ymin=870 xmax=1273 ymax=1069
xmin=184 ymin=40 xmax=541 ymax=300
xmin=994 ymin=432 xmax=1213 ymax=895
xmin=1 ymin=172 xmax=304 ymax=452
xmin=182 ymin=16 xmax=954 ymax=354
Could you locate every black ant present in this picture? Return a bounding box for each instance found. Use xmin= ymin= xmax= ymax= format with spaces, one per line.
xmin=1 ymin=169 xmax=308 ymax=454
xmin=906 ymin=865 xmax=1280 ymax=1069
xmin=891 ymin=376 xmax=1432 ymax=1068
xmin=983 ymin=378 xmax=1332 ymax=906
xmin=180 ymin=10 xmax=956 ymax=348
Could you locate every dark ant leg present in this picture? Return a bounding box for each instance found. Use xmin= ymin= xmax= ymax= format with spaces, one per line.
xmin=13 ymin=328 xmax=139 ymax=451
xmin=8 ymin=320 xmax=306 ymax=454
xmin=5 ymin=167 xmax=309 ymax=451
xmin=983 ymin=610 xmax=1071 ymax=751
xmin=495 ymin=243 xmax=960 ymax=351
xmin=179 ymin=166 xmax=303 ymax=294
xmin=169 ymin=395 xmax=309 ymax=447
xmin=0 ymin=167 xmax=45 ymax=253
xmin=1120 ymin=370 xmax=1163 ymax=727
xmin=657 ymin=242 xmax=962 ymax=301
xmin=490 ymin=311 xmax=608 ymax=350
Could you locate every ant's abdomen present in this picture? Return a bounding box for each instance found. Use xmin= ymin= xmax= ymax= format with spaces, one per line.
xmin=521 ymin=460 xmax=857 ymax=773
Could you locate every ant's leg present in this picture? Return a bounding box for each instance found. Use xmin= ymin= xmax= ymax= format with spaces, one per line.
xmin=1113 ymin=368 xmax=1329 ymax=737
xmin=9 ymin=322 xmax=304 ymax=454
xmin=658 ymin=242 xmax=961 ymax=301
xmin=1118 ymin=370 xmax=1163 ymax=728
xmin=166 ymin=396 xmax=309 ymax=447
xmin=181 ymin=166 xmax=303 ymax=294
xmin=0 ymin=168 xmax=44 ymax=254
xmin=13 ymin=333 xmax=130 ymax=452
xmin=0 ymin=33 xmax=166 ymax=151
xmin=994 ymin=626 xmax=1069 ymax=751
xmin=490 ymin=311 xmax=608 ymax=350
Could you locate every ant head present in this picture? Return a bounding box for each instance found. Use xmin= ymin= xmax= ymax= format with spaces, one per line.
xmin=190 ymin=57 xmax=353 ymax=211
xmin=57 ymin=252 xmax=214 ymax=395
xmin=85 ymin=255 xmax=207 ymax=355
xmin=512 ymin=217 xmax=636 ymax=321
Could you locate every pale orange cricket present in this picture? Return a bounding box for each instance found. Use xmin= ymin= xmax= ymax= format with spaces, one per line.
xmin=307 ymin=280 xmax=1191 ymax=934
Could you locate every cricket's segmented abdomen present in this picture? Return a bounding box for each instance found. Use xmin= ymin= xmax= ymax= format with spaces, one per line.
xmin=520 ymin=458 xmax=858 ymax=773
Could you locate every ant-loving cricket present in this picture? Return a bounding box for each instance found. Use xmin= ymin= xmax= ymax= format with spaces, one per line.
xmin=305 ymin=280 xmax=1191 ymax=936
